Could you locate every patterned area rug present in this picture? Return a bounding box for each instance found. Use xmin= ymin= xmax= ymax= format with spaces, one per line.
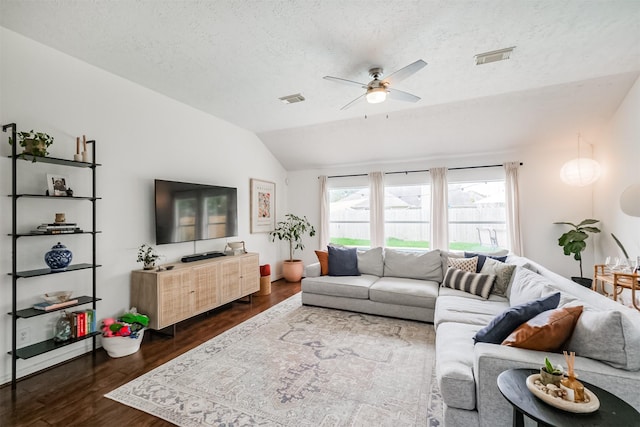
xmin=106 ymin=293 xmax=443 ymax=426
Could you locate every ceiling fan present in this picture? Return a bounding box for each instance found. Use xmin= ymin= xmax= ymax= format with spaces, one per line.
xmin=323 ymin=59 xmax=427 ymax=110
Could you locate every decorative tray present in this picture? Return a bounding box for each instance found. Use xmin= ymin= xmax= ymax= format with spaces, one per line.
xmin=526 ymin=374 xmax=600 ymax=413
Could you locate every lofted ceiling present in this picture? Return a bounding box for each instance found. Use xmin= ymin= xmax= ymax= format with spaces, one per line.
xmin=1 ymin=1 xmax=639 ymax=170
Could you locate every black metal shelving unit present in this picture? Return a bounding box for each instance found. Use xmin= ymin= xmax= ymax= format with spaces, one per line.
xmin=3 ymin=123 xmax=101 ymax=389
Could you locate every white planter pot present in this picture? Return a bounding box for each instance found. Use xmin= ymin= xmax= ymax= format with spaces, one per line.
xmin=101 ymin=329 xmax=144 ymax=358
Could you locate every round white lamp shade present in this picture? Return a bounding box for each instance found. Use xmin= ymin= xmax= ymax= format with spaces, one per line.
xmin=560 ymin=158 xmax=601 ymax=187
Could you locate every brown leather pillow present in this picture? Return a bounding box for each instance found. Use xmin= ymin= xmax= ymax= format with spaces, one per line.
xmin=501 ymin=305 xmax=583 ymax=351
xmin=315 ymin=250 xmax=329 ymax=276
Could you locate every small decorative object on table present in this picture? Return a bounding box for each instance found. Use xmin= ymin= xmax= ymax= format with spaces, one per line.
xmin=101 ymin=308 xmax=149 ymax=358
xmin=561 ymin=350 xmax=584 ymax=402
xmin=53 ymin=311 xmax=73 ymax=342
xmin=137 ymin=243 xmax=160 ymax=270
xmin=44 ymin=242 xmax=73 ymax=272
xmin=540 ymin=356 xmax=563 ymax=386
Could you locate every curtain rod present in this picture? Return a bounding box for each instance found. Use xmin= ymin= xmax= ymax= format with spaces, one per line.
xmin=322 ymin=162 xmax=523 ymax=179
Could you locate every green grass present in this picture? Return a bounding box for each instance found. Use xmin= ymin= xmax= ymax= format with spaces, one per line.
xmin=329 ymin=237 xmax=502 ymax=253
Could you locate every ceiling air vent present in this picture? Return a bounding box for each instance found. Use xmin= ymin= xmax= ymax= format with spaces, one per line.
xmin=279 ymin=93 xmax=306 ymax=104
xmin=474 ymin=47 xmax=516 ymax=65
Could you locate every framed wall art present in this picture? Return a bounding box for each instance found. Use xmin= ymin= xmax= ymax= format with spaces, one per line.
xmin=250 ymin=178 xmax=275 ymax=233
xmin=46 ymin=174 xmax=70 ymax=196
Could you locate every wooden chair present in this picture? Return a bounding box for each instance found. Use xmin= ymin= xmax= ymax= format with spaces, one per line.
xmin=593 ymin=264 xmax=640 ymax=311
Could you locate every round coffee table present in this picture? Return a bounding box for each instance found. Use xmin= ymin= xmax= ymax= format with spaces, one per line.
xmin=497 ymin=368 xmax=640 ymax=427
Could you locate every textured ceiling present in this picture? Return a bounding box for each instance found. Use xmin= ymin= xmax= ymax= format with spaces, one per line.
xmin=1 ymin=1 xmax=639 ymax=170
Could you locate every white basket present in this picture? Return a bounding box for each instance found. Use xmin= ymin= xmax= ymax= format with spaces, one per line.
xmin=101 ymin=329 xmax=144 ymax=358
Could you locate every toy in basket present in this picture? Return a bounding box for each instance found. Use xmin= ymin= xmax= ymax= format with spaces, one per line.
xmin=101 ymin=308 xmax=149 ymax=358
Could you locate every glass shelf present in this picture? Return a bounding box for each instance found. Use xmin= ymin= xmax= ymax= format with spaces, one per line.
xmin=8 ymin=154 xmax=101 ymax=167
xmin=11 ymin=263 xmax=102 ymax=278
xmin=11 ymin=296 xmax=101 ymax=319
xmin=11 ymin=331 xmax=101 ymax=360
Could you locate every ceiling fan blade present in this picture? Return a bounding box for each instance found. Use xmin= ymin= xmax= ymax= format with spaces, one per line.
xmin=323 ymin=76 xmax=368 ymax=88
xmin=340 ymin=93 xmax=366 ymax=110
xmin=383 ymin=59 xmax=427 ymax=85
xmin=387 ymin=88 xmax=421 ymax=103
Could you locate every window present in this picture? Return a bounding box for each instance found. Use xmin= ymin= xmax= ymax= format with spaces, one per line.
xmin=384 ymin=184 xmax=430 ymax=249
xmin=447 ymin=180 xmax=507 ymax=252
xmin=329 ymin=187 xmax=370 ymax=247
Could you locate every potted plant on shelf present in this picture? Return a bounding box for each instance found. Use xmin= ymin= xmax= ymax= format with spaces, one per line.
xmin=101 ymin=308 xmax=149 ymax=358
xmin=8 ymin=130 xmax=54 ymax=162
xmin=540 ymin=357 xmax=564 ymax=386
xmin=137 ymin=243 xmax=160 ymax=270
xmin=269 ymin=214 xmax=316 ymax=282
xmin=554 ymin=218 xmax=601 ymax=287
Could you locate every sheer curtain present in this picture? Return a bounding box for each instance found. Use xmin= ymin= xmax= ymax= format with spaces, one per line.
xmin=319 ymin=175 xmax=330 ymax=249
xmin=369 ymin=172 xmax=385 ymax=248
xmin=504 ymin=162 xmax=523 ymax=255
xmin=430 ymin=167 xmax=448 ymax=250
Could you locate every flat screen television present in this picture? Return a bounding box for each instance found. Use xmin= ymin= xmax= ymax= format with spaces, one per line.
xmin=155 ymin=179 xmax=238 ymax=245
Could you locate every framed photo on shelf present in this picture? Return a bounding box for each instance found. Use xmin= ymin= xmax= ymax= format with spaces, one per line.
xmin=46 ymin=174 xmax=69 ymax=196
xmin=250 ymin=178 xmax=275 ymax=233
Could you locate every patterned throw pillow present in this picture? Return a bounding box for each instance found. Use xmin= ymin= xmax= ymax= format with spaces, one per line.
xmin=448 ymin=256 xmax=478 ymax=273
xmin=480 ymin=257 xmax=516 ymax=297
xmin=442 ymin=267 xmax=495 ymax=299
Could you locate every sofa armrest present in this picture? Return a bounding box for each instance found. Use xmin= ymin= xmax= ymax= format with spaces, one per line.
xmin=304 ymin=262 xmax=321 ymax=278
xmin=473 ymin=343 xmax=640 ymax=426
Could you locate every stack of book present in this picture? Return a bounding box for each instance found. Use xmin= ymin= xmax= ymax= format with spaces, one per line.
xmin=32 ymin=223 xmax=83 ymax=234
xmin=68 ymin=309 xmax=97 ymax=338
xmin=33 ymin=298 xmax=79 ymax=311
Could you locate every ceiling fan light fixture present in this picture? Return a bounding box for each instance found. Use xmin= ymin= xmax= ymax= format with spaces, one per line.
xmin=366 ymin=87 xmax=387 ymax=104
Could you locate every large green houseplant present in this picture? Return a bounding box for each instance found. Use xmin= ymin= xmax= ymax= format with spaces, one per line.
xmin=270 ymin=214 xmax=316 ymax=282
xmin=554 ymin=218 xmax=601 ymax=286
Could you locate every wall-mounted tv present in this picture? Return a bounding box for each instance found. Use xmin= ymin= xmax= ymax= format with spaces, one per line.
xmin=155 ymin=179 xmax=238 ymax=245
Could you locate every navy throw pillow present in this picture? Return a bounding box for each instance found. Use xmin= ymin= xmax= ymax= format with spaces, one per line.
xmin=328 ymin=246 xmax=360 ymax=276
xmin=465 ymin=252 xmax=507 ymax=272
xmin=473 ymin=292 xmax=561 ymax=344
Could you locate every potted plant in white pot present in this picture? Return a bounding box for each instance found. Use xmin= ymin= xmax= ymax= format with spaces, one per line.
xmin=554 ymin=218 xmax=600 ymax=287
xmin=270 ymin=214 xmax=316 ymax=282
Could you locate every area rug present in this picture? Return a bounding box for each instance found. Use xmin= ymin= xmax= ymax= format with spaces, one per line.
xmin=106 ymin=293 xmax=443 ymax=426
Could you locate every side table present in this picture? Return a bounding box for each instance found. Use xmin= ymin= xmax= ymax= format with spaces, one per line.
xmin=497 ymin=368 xmax=640 ymax=427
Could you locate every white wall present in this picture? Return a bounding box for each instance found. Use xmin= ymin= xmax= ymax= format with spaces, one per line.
xmin=287 ymin=140 xmax=602 ymax=277
xmin=0 ymin=28 xmax=287 ymax=384
xmin=593 ymin=76 xmax=640 ymax=270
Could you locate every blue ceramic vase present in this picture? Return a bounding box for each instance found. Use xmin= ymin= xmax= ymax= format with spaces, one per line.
xmin=45 ymin=242 xmax=72 ymax=272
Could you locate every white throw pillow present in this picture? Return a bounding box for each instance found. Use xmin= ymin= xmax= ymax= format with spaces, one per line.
xmin=383 ymin=249 xmax=442 ymax=281
xmin=357 ymin=247 xmax=384 ymax=276
xmin=480 ymin=257 xmax=516 ymax=297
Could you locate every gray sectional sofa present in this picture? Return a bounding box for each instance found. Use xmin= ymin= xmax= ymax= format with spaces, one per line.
xmin=301 ymin=248 xmax=640 ymax=426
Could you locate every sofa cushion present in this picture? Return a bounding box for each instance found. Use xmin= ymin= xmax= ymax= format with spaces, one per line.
xmin=565 ymin=305 xmax=640 ymax=371
xmin=357 ymin=247 xmax=383 ymax=276
xmin=502 ymin=305 xmax=583 ymax=351
xmin=383 ymin=249 xmax=443 ymax=281
xmin=436 ymin=322 xmax=482 ymax=410
xmin=301 ymin=274 xmax=377 ymax=299
xmin=465 ymin=251 xmax=507 ymax=271
xmin=314 ymin=250 xmax=329 ymax=275
xmin=448 ymin=256 xmax=478 ymax=272
xmin=434 ymin=295 xmax=509 ymax=330
xmin=480 ymin=258 xmax=516 ymax=297
xmin=442 ymin=268 xmax=495 ymax=299
xmin=369 ymin=277 xmax=439 ymax=309
xmin=328 ymin=245 xmax=360 ymax=276
xmin=507 ymin=267 xmax=552 ymax=306
xmin=473 ymin=292 xmax=561 ymax=344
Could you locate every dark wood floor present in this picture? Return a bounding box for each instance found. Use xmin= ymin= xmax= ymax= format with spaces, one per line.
xmin=0 ymin=280 xmax=301 ymax=427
